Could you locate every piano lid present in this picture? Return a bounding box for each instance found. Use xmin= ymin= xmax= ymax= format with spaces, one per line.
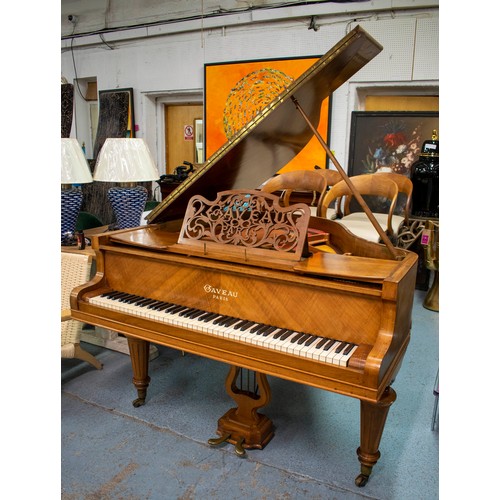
xmin=148 ymin=25 xmax=383 ymax=224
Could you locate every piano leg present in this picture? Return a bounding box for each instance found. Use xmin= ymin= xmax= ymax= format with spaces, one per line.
xmin=208 ymin=366 xmax=274 ymax=457
xmin=127 ymin=337 xmax=151 ymax=408
xmin=356 ymin=387 xmax=397 ymax=487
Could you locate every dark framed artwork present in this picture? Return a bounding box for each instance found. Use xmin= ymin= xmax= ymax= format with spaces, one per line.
xmin=348 ymin=111 xmax=439 ymax=177
xmin=61 ymin=82 xmax=74 ymax=138
xmin=83 ymin=87 xmax=138 ymax=225
xmin=204 ymin=56 xmax=332 ymax=172
xmin=92 ymin=87 xmax=135 ymax=159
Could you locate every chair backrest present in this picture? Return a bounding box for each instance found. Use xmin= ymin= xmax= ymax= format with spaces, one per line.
xmin=75 ymin=211 xmax=103 ymax=231
xmin=61 ymin=253 xmax=93 ymax=311
xmin=61 ymin=252 xmax=93 ymax=347
xmin=372 ymin=172 xmax=413 ymax=224
xmin=260 ymin=170 xmax=328 ymax=209
xmin=314 ymin=168 xmax=343 ymax=187
xmin=320 ymin=174 xmax=399 ymax=230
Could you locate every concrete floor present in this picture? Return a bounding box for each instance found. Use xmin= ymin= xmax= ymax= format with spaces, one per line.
xmin=61 ymin=290 xmax=438 ymax=499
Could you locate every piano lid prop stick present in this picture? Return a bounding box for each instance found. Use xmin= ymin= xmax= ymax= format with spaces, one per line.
xmin=290 ymin=96 xmax=399 ymax=260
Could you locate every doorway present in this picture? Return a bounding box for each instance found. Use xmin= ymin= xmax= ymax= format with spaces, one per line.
xmin=164 ymin=104 xmax=203 ymax=174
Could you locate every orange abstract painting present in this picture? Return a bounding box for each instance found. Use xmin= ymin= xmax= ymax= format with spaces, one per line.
xmin=204 ymin=57 xmax=331 ymax=172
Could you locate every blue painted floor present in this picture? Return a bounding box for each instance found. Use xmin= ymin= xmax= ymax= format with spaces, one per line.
xmin=61 ymin=290 xmax=438 ymax=499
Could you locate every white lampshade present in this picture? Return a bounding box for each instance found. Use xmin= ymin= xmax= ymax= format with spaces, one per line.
xmin=93 ymin=138 xmax=160 ymax=182
xmin=61 ymin=138 xmax=93 ymax=184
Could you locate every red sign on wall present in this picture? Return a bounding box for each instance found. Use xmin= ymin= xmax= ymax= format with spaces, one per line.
xmin=184 ymin=125 xmax=194 ymax=141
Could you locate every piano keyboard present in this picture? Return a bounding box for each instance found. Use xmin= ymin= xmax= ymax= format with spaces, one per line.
xmin=89 ymin=290 xmax=358 ymax=367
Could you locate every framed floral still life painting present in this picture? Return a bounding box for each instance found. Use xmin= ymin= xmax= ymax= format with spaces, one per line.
xmin=347 ymin=111 xmax=439 ymax=178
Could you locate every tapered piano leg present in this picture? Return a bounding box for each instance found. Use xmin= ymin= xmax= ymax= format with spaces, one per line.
xmin=208 ymin=366 xmax=274 ymax=456
xmin=356 ymin=387 xmax=397 ymax=487
xmin=127 ymin=337 xmax=151 ymax=408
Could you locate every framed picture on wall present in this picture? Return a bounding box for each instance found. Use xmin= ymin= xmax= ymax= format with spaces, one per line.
xmin=93 ymin=88 xmax=135 ymax=159
xmin=204 ymin=56 xmax=332 ymax=172
xmin=347 ymin=111 xmax=439 ymax=177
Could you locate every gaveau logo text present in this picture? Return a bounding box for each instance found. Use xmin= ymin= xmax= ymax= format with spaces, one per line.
xmin=204 ymin=284 xmax=239 ymax=302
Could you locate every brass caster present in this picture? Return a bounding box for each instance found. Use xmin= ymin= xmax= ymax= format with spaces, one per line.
xmin=208 ymin=433 xmax=231 ymax=447
xmin=234 ymin=437 xmax=247 ymax=458
xmin=132 ymin=397 xmax=146 ymax=408
xmin=355 ymin=473 xmax=369 ymax=487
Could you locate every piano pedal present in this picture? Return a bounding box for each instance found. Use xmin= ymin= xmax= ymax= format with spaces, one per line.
xmin=234 ymin=437 xmax=246 ymax=458
xmin=207 ymin=433 xmax=247 ymax=458
xmin=207 ymin=433 xmax=231 ymax=447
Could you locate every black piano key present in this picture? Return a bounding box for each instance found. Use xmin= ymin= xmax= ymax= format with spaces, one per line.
xmin=137 ymin=298 xmax=156 ymax=307
xmin=279 ymin=330 xmax=294 ymax=341
xmin=341 ymin=343 xmax=355 ymax=355
xmin=102 ymin=290 xmax=123 ymax=298
xmin=223 ymin=317 xmax=240 ymax=327
xmin=304 ymin=335 xmax=318 ymax=347
xmin=315 ymin=338 xmax=329 ymax=349
xmin=250 ymin=323 xmax=265 ymax=333
xmin=155 ymin=302 xmax=175 ymax=311
xmin=163 ymin=303 xmax=183 ymax=313
xmin=202 ymin=313 xmax=220 ymax=322
xmin=259 ymin=325 xmax=276 ymax=336
xmin=181 ymin=307 xmax=201 ymax=317
xmin=297 ymin=333 xmax=313 ymax=345
xmin=106 ymin=291 xmax=130 ymax=301
xmin=186 ymin=309 xmax=206 ymax=319
xmin=253 ymin=325 xmax=268 ymax=335
xmin=211 ymin=315 xmax=227 ymax=325
xmin=335 ymin=342 xmax=348 ymax=353
xmin=233 ymin=320 xmax=250 ymax=329
xmin=218 ymin=316 xmax=236 ymax=326
xmin=272 ymin=328 xmax=288 ymax=339
xmin=322 ymin=339 xmax=337 ymax=351
xmin=121 ymin=294 xmax=144 ymax=303
xmin=196 ymin=312 xmax=211 ymax=320
xmin=255 ymin=324 xmax=272 ymax=334
xmin=290 ymin=332 xmax=305 ymax=343
xmin=146 ymin=300 xmax=167 ymax=309
xmin=238 ymin=321 xmax=256 ymax=331
xmin=168 ymin=305 xmax=187 ymax=314
xmin=214 ymin=315 xmax=230 ymax=326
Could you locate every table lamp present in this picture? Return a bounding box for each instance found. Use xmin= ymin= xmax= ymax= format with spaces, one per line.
xmin=93 ymin=138 xmax=160 ymax=229
xmin=61 ymin=138 xmax=93 ymax=243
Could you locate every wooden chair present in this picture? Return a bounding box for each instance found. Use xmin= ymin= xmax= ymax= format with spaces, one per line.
xmin=259 ymin=169 xmax=328 ymax=216
xmin=314 ymin=168 xmax=343 ymax=187
xmin=314 ymin=168 xmax=343 ymax=218
xmin=61 ymin=252 xmax=103 ymax=370
xmin=337 ymin=173 xmax=412 ymax=243
xmin=320 ymin=174 xmax=399 ymax=243
xmin=359 ymin=173 xmax=413 ymax=233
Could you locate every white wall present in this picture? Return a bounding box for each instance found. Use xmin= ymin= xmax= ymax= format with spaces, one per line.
xmin=61 ymin=2 xmax=438 ymax=175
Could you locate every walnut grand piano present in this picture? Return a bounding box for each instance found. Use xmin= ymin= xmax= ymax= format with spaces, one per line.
xmin=70 ymin=26 xmax=418 ymax=487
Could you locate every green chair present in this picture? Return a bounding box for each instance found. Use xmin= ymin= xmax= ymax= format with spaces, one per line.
xmin=75 ymin=211 xmax=103 ymax=231
xmin=144 ymin=200 xmax=160 ymax=211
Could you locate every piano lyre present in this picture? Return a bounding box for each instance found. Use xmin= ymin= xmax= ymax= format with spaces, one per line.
xmin=70 ymin=26 xmax=418 ymax=487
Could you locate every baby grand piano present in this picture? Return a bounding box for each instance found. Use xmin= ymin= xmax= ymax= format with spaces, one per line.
xmin=70 ymin=26 xmax=418 ymax=487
